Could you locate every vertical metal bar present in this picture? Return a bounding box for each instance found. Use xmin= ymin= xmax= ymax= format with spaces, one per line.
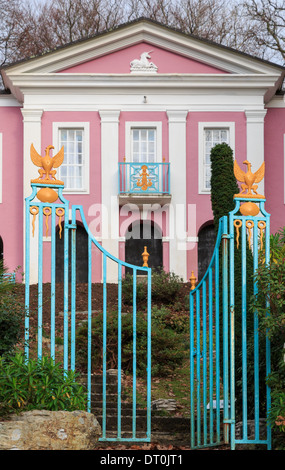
xmin=50 ymin=206 xmax=56 ymax=360
xmin=63 ymin=214 xmax=69 ymax=372
xmin=117 ymin=263 xmax=122 ymax=438
xmin=202 ymin=280 xmax=207 ymax=446
xmin=264 ymin=208 xmax=271 ymax=450
xmin=24 ymin=198 xmax=31 ymax=360
xmin=209 ymin=268 xmax=214 ymax=445
xmin=196 ymin=288 xmax=201 ymax=446
xmin=38 ymin=207 xmax=43 ymax=360
xmin=71 ymin=226 xmax=76 ymax=371
xmin=222 ymin=217 xmax=229 ymax=444
xmin=146 ymin=268 xmax=152 ymax=441
xmin=132 ymin=269 xmax=137 ymax=438
xmin=215 ymin=250 xmax=221 ymax=444
xmin=229 ymin=212 xmax=235 ymax=451
xmin=102 ymin=253 xmax=107 ymax=439
xmin=87 ymin=236 xmax=92 ymax=414
xmin=241 ymin=219 xmax=247 ymax=440
xmin=190 ymin=292 xmax=195 ymax=447
xmin=253 ymin=219 xmax=259 ymax=440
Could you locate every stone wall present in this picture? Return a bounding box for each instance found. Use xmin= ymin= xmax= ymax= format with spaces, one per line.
xmin=0 ymin=410 xmax=101 ymax=450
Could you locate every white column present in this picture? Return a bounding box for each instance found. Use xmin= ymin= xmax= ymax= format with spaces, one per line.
xmin=21 ymin=108 xmax=43 ymax=285
xmin=167 ymin=110 xmax=188 ymax=281
xmin=99 ymin=110 xmax=120 ymax=282
xmin=245 ymin=110 xmax=267 ymax=196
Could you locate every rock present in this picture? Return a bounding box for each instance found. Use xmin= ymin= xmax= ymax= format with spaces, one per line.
xmin=0 ymin=410 xmax=101 ymax=450
xmin=152 ymin=399 xmax=177 ymax=412
xmin=235 ymin=419 xmax=267 ymax=440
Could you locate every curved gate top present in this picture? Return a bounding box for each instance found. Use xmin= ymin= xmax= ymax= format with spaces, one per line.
xmin=25 ymin=144 xmax=152 ymax=443
xmin=24 ymin=144 xmax=271 ymax=449
xmin=190 ymin=160 xmax=271 ymax=450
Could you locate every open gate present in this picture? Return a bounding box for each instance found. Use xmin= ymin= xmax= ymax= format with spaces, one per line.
xmin=24 ymin=178 xmax=151 ymax=443
xmin=24 ymin=144 xmax=272 ymax=449
xmin=190 ymin=194 xmax=271 ymax=450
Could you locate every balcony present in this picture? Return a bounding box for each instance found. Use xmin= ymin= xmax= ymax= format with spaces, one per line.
xmin=118 ymin=162 xmax=171 ymax=206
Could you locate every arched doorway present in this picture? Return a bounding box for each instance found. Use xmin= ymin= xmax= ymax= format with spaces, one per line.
xmin=0 ymin=237 xmax=3 ymax=262
xmin=125 ymin=220 xmax=163 ymax=274
xmin=198 ymin=223 xmax=216 ymax=281
xmin=56 ymin=224 xmax=88 ymax=283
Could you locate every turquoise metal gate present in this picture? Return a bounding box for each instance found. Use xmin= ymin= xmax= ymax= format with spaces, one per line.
xmin=24 ymin=145 xmax=152 ymax=443
xmin=190 ymin=185 xmax=271 ymax=449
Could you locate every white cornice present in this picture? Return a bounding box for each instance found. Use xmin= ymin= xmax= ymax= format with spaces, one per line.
xmin=6 ymin=72 xmax=280 ymax=91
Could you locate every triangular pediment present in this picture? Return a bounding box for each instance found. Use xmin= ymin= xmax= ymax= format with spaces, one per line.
xmin=3 ymin=18 xmax=284 ymax=76
xmin=56 ymin=41 xmax=229 ymax=75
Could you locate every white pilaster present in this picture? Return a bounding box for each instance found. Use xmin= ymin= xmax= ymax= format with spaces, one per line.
xmin=99 ymin=110 xmax=120 ymax=282
xmin=21 ymin=108 xmax=43 ymax=285
xmin=245 ymin=110 xmax=267 ymax=196
xmin=167 ymin=110 xmax=188 ymax=281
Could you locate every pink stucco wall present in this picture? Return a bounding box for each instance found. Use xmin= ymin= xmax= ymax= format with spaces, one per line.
xmin=264 ymin=108 xmax=285 ymax=234
xmin=118 ymin=111 xmax=170 ymax=271
xmin=185 ymin=111 xmax=247 ymax=279
xmin=41 ymin=111 xmax=102 ymax=282
xmin=59 ymin=42 xmax=228 ymax=75
xmin=0 ymin=106 xmax=23 ymax=279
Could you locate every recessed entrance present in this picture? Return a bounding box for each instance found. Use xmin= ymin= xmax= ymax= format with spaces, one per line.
xmin=56 ymin=223 xmax=88 ymax=283
xmin=125 ymin=220 xmax=163 ymax=274
xmin=198 ymin=223 xmax=216 ymax=281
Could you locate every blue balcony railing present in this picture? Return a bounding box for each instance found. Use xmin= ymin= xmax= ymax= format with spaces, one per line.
xmin=118 ymin=162 xmax=170 ymax=194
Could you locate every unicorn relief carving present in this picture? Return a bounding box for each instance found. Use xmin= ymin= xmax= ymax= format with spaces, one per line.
xmin=130 ymin=51 xmax=158 ymax=73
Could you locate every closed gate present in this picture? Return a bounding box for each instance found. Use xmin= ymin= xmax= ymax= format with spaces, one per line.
xmin=24 ymin=147 xmax=152 ymax=443
xmin=190 ymin=193 xmax=271 ymax=450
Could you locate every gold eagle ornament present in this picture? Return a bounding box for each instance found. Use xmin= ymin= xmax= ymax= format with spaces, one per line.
xmin=30 ymin=144 xmax=64 ymax=185
xmin=234 ymin=159 xmax=265 ymax=199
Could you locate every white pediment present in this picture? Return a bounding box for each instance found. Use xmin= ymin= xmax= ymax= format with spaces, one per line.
xmin=2 ymin=18 xmax=284 ymax=104
xmin=3 ymin=19 xmax=284 ymax=76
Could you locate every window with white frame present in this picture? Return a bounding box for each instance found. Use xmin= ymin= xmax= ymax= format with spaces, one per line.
xmin=53 ymin=122 xmax=90 ymax=193
xmin=125 ymin=122 xmax=162 ymax=163
xmin=199 ymin=122 xmax=235 ymax=193
xmin=132 ymin=128 xmax=156 ymax=162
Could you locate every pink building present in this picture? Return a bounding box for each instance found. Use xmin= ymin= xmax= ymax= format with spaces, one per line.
xmin=0 ymin=18 xmax=285 ymax=284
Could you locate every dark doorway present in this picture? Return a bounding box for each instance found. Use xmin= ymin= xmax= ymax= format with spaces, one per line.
xmin=56 ymin=224 xmax=88 ymax=283
xmin=0 ymin=237 xmax=3 ymax=262
xmin=198 ymin=224 xmax=216 ymax=281
xmin=125 ymin=221 xmax=163 ymax=274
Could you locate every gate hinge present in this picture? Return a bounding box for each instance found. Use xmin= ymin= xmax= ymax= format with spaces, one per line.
xmin=223 ymin=419 xmax=235 ymax=424
xmin=222 ymin=234 xmax=234 ymax=240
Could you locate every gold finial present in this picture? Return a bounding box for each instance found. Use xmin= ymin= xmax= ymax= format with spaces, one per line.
xmin=142 ymin=246 xmax=150 ymax=267
xmin=234 ymin=160 xmax=265 ymax=199
xmin=234 ymin=159 xmax=265 ymax=216
xmin=190 ymin=271 xmax=196 ymax=290
xmin=136 ymin=165 xmax=153 ymax=191
xmin=30 ymin=143 xmax=65 ymax=203
xmin=30 ymin=144 xmax=64 ymax=186
xmin=163 ymin=156 xmax=165 ymax=162
xmin=123 ymin=156 xmax=126 ymax=162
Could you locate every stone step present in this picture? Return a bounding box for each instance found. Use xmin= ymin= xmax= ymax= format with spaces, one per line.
xmin=92 ymin=414 xmax=190 ymax=433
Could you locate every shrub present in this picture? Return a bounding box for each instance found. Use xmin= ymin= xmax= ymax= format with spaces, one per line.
xmin=122 ymin=268 xmax=184 ymax=306
xmin=152 ymin=305 xmax=189 ymax=334
xmin=75 ymin=309 xmax=188 ymax=377
xmin=122 ymin=273 xmax=147 ymax=305
xmin=0 ymin=352 xmax=87 ymax=418
xmin=250 ymin=230 xmax=285 ymax=449
xmin=0 ymin=261 xmax=24 ymax=356
xmin=210 ymin=143 xmax=254 ymax=419
xmin=151 ymin=268 xmax=184 ymax=303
